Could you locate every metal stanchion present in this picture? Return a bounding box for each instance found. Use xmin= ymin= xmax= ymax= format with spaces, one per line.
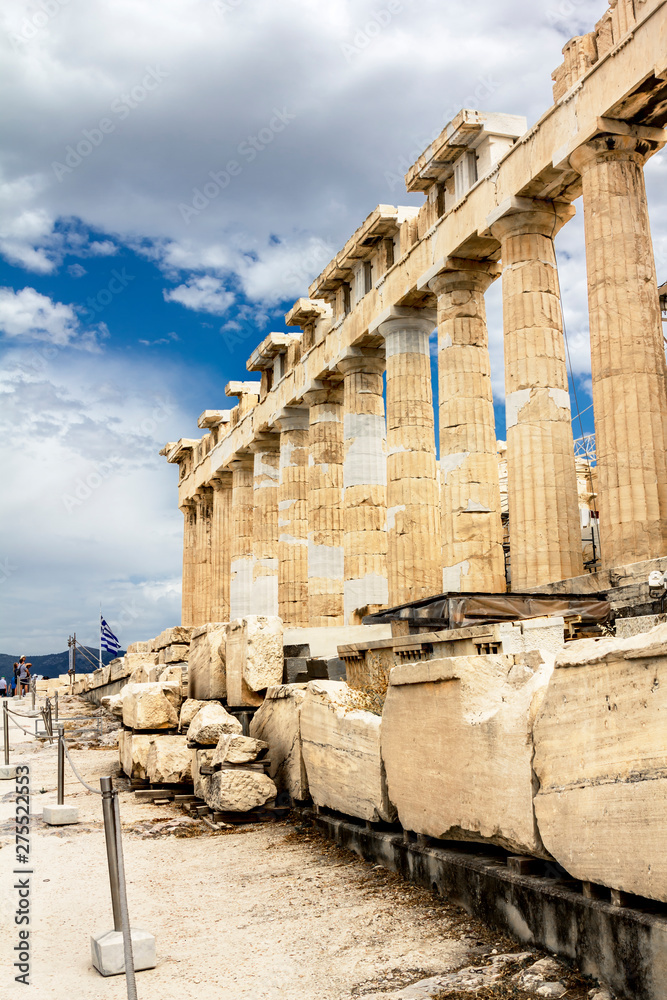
xmin=42 ymin=725 xmax=78 ymax=825
xmin=30 ymin=678 xmax=36 ymax=711
xmin=57 ymin=725 xmax=65 ymax=806
xmin=54 ymin=691 xmax=59 ymax=722
xmin=100 ymin=776 xmax=122 ymax=933
xmin=91 ymin=775 xmax=155 ymax=983
xmin=1 ymin=701 xmax=17 ymax=779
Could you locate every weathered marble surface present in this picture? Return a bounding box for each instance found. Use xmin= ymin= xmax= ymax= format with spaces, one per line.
xmin=212 ymin=734 xmax=268 ymax=767
xmin=250 ymin=684 xmax=309 ymax=801
xmin=226 ymin=616 xmax=283 ymax=706
xmin=382 ymin=653 xmax=552 ymax=856
xmin=187 ymin=701 xmax=242 ymax=745
xmin=534 ymin=624 xmax=667 ymax=901
xmin=188 ymin=624 xmax=228 ymax=701
xmin=119 ymin=731 xmax=156 ymax=780
xmin=205 ymin=769 xmax=277 ymax=812
xmin=121 ymin=682 xmax=182 ymax=731
xmin=146 ymin=735 xmax=192 ymax=784
xmin=301 ymin=681 xmax=395 ymax=822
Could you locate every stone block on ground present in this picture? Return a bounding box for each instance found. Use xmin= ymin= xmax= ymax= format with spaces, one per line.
xmin=91 ymin=928 xmax=156 ymax=977
xmin=381 ymin=653 xmax=553 ymax=856
xmin=192 ymin=748 xmax=214 ymax=800
xmin=250 ymin=684 xmax=309 ymax=800
xmin=533 ymin=624 xmax=667 ymax=902
xmin=211 ymin=734 xmax=268 ymax=767
xmin=121 ymin=682 xmax=181 ymax=731
xmin=154 ymin=626 xmax=193 ymax=650
xmin=226 ymin=616 xmax=283 ymax=706
xmin=179 ymin=698 xmax=211 ymax=732
xmin=146 ymin=735 xmax=192 ymax=784
xmin=188 ymin=624 xmax=228 ymax=700
xmin=301 ymin=681 xmax=394 ymax=822
xmin=119 ymin=731 xmax=156 ymax=779
xmin=103 ymin=693 xmax=124 ymax=718
xmin=157 ymin=664 xmax=183 ymax=686
xmin=204 ymin=769 xmax=277 ymax=812
xmin=42 ymin=803 xmax=79 ymax=825
xmin=187 ymin=702 xmax=242 ymax=745
xmin=284 ymin=657 xmax=308 ymax=684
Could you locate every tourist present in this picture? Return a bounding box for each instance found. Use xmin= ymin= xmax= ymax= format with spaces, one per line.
xmin=0 ymin=675 xmax=6 ymax=697
xmin=17 ymin=657 xmax=31 ymax=697
xmin=12 ymin=662 xmax=19 ymax=697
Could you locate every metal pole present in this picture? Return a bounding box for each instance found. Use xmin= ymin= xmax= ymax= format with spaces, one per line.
xmin=3 ymin=702 xmax=9 ymax=767
xmin=100 ymin=776 xmax=122 ymax=932
xmin=31 ymin=678 xmax=35 ymax=711
xmin=54 ymin=691 xmax=59 ymax=723
xmin=57 ymin=725 xmax=65 ymax=805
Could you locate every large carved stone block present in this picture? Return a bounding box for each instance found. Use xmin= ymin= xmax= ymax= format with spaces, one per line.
xmin=533 ymin=625 xmax=667 ymax=902
xmin=179 ymin=698 xmax=211 ymax=732
xmin=205 ymin=769 xmax=277 ymax=812
xmin=192 ymin=748 xmax=213 ymax=800
xmin=121 ymin=682 xmax=181 ymax=731
xmin=188 ymin=624 xmax=228 ymax=701
xmin=187 ymin=702 xmax=242 ymax=745
xmin=381 ymin=653 xmax=553 ymax=856
xmin=153 ymin=626 xmax=193 ymax=650
xmin=301 ymin=681 xmax=394 ymax=822
xmin=226 ymin=616 xmax=283 ymax=707
xmin=250 ymin=684 xmax=309 ymax=801
xmin=119 ymin=731 xmax=156 ymax=779
xmin=146 ymin=735 xmax=192 ymax=785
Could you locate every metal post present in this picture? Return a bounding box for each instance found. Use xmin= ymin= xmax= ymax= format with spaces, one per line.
xmin=31 ymin=678 xmax=35 ymax=711
xmin=57 ymin=725 xmax=65 ymax=805
xmin=3 ymin=702 xmax=9 ymax=767
xmin=54 ymin=691 xmax=59 ymax=723
xmin=100 ymin=776 xmax=122 ymax=932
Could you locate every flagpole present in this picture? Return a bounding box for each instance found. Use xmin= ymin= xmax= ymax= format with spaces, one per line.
xmin=99 ymin=603 xmax=102 ymax=670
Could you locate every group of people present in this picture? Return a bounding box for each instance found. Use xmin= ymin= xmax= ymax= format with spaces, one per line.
xmin=0 ymin=656 xmax=32 ymax=698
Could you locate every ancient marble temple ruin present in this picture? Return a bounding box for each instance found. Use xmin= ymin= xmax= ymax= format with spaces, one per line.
xmin=163 ymin=0 xmax=667 ymax=631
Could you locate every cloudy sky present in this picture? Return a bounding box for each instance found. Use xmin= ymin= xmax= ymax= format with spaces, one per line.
xmin=1 ymin=0 xmax=666 ymax=655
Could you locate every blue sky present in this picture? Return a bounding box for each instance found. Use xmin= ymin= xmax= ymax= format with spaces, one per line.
xmin=1 ymin=0 xmax=664 ymax=653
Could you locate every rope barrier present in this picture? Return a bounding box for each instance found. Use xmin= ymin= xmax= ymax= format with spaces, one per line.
xmin=113 ymin=791 xmax=138 ymax=999
xmin=61 ymin=738 xmax=103 ymax=796
xmin=6 ymin=713 xmax=36 ymax=737
xmin=5 ymin=705 xmax=41 ymax=719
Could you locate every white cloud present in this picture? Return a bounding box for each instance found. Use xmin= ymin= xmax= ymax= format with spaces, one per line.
xmin=0 ymin=286 xmax=80 ymax=344
xmin=67 ymin=262 xmax=86 ymax=277
xmin=163 ymin=275 xmax=235 ymax=314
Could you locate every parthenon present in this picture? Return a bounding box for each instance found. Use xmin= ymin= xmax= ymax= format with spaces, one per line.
xmin=163 ymin=0 xmax=667 ymax=629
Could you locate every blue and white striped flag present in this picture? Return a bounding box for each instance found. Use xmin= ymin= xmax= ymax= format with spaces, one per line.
xmin=100 ymin=616 xmax=121 ymax=656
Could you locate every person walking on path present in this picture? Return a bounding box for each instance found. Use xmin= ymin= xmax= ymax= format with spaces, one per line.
xmin=12 ymin=662 xmax=19 ymax=697
xmin=17 ymin=657 xmax=31 ymax=697
xmin=0 ymin=676 xmax=7 ymax=696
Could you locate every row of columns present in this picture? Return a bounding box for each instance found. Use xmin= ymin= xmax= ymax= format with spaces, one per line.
xmin=181 ymin=130 xmax=667 ymax=628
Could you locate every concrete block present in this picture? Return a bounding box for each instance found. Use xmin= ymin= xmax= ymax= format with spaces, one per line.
xmin=91 ymin=927 xmax=156 ymax=977
xmin=0 ymin=764 xmax=17 ymax=780
xmin=42 ymin=803 xmax=79 ymax=825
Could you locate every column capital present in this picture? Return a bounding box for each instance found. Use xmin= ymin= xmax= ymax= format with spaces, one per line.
xmin=179 ymin=498 xmax=196 ymax=512
xmin=227 ymin=454 xmax=254 ymax=473
xmin=336 ymin=347 xmax=385 ymax=378
xmin=301 ymin=379 xmax=344 ymax=408
xmin=273 ymin=406 xmax=309 ymax=433
xmin=487 ymin=196 xmax=575 ymax=241
xmin=570 ymin=132 xmax=666 ymax=175
xmin=428 ymin=259 xmax=501 ymax=297
xmin=369 ymin=305 xmax=436 ymax=339
xmin=247 ymin=432 xmax=280 ymax=454
xmin=210 ymin=472 xmax=232 ymax=490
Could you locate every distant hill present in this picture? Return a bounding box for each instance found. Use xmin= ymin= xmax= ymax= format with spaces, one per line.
xmin=0 ymin=648 xmax=125 ymax=682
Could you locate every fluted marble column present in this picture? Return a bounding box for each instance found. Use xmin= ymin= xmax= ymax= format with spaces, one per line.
xmin=211 ymin=474 xmax=232 ymax=622
xmin=379 ymin=312 xmax=441 ymax=605
xmin=193 ymin=487 xmax=213 ymax=624
xmin=304 ymin=382 xmax=345 ymax=626
xmin=180 ymin=499 xmax=196 ymax=627
xmin=489 ymin=199 xmax=583 ymax=589
xmin=250 ymin=436 xmax=280 ymax=617
xmin=229 ymin=456 xmax=254 ymax=620
xmin=275 ymin=408 xmax=309 ymax=627
xmin=338 ymin=349 xmax=388 ymax=623
xmin=429 ymin=262 xmax=506 ymax=592
xmin=571 ymin=132 xmax=667 ymax=568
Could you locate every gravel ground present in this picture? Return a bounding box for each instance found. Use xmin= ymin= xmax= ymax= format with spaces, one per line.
xmin=0 ymin=696 xmax=596 ymax=1000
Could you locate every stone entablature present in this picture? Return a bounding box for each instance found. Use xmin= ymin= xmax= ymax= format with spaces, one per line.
xmin=164 ymin=0 xmax=667 ymax=627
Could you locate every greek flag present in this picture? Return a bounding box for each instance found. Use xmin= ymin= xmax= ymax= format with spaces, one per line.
xmin=100 ymin=616 xmax=121 ymax=656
